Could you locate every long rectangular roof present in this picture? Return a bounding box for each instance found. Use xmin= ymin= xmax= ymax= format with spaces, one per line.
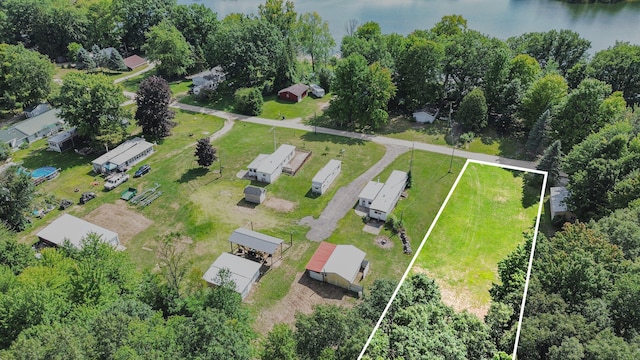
xmin=358 ymin=181 xmax=384 ymax=201
xmin=248 ymin=154 xmax=269 ymax=170
xmin=370 ymin=170 xmax=408 ymax=213
xmin=306 ymin=242 xmax=365 ymax=283
xmin=36 ymin=214 xmax=119 ymax=249
xmin=48 ymin=128 xmax=76 ymax=144
xmin=13 ymin=109 xmax=62 ymax=136
xmin=228 ymin=228 xmax=284 ymax=255
xmin=256 ymin=144 xmax=296 ymax=175
xmin=550 ymin=186 xmax=569 ymax=214
xmin=202 ymin=252 xmax=261 ymax=294
xmin=313 ymin=159 xmax=341 ymax=184
xmin=92 ymin=137 xmax=153 ymax=166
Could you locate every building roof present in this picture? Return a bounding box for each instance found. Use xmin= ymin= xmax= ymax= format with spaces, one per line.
xmin=278 ymin=83 xmax=309 ymax=97
xmin=13 ymin=109 xmax=63 ymax=137
xmin=306 ymin=242 xmax=365 ymax=283
xmin=36 ymin=214 xmax=119 ymax=249
xmin=248 ymin=154 xmax=269 ymax=170
xmin=550 ymin=186 xmax=570 ymax=215
xmin=123 ymin=55 xmax=147 ymax=69
xmin=359 ymin=181 xmax=384 ymax=201
xmin=24 ymin=103 xmax=51 ymax=118
xmin=244 ymin=185 xmax=266 ymax=196
xmin=202 ymin=252 xmax=261 ymax=295
xmin=48 ymin=128 xmax=76 ymax=145
xmin=256 ymin=144 xmax=296 ymax=175
xmin=310 ymin=84 xmax=324 ymax=92
xmin=306 ymin=241 xmax=337 ymax=273
xmin=228 ymin=228 xmax=284 ymax=255
xmin=370 ymin=170 xmax=408 ymax=214
xmin=313 ymin=159 xmax=341 ymax=184
xmin=92 ymin=137 xmax=154 ymax=167
xmin=0 ymin=127 xmax=27 ymax=145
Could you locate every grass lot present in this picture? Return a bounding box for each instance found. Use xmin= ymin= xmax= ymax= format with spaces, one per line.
xmin=120 ymin=69 xmax=192 ymax=97
xmin=54 ymin=64 xmax=151 ymax=82
xmin=412 ymin=162 xmax=543 ymax=315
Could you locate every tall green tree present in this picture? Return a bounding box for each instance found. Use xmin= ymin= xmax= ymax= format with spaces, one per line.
xmin=457 ymin=87 xmax=488 ymax=132
xmin=340 ymin=22 xmax=392 ymax=69
xmin=326 ymin=54 xmax=396 ymax=131
xmin=295 ymin=12 xmax=335 ymax=72
xmin=143 ymin=20 xmax=194 ymax=78
xmin=0 ymin=169 xmax=35 ymax=231
xmin=537 ymin=140 xmax=563 ymax=187
xmin=135 ymin=76 xmax=176 ymax=139
xmin=55 ymin=72 xmax=130 ymax=146
xmin=518 ymin=73 xmax=568 ymax=130
xmin=77 ymin=0 xmax=121 ymax=49
xmin=260 ymin=324 xmax=297 ymax=360
xmin=170 ymin=4 xmax=218 ymax=72
xmin=0 ymin=224 xmax=35 ymax=275
xmin=0 ymin=43 xmax=55 ymax=110
xmin=258 ymin=0 xmax=297 ymax=37
xmin=395 ymin=36 xmax=445 ymax=111
xmin=111 ymin=0 xmax=175 ymax=53
xmin=588 ymin=41 xmax=640 ymax=106
xmin=195 ymin=138 xmax=216 ymax=168
xmin=525 ymin=110 xmax=552 ymax=157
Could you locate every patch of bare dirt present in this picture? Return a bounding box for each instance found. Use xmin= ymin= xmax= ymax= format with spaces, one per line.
xmin=251 ymin=271 xmax=357 ymax=335
xmin=374 ymin=235 xmax=394 ymax=249
xmin=413 ymin=267 xmax=489 ymax=320
xmin=83 ymin=202 xmax=153 ymax=247
xmin=263 ymin=196 xmax=296 ymax=212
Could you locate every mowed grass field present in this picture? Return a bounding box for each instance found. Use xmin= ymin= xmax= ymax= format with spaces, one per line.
xmin=412 ymin=162 xmax=543 ymax=317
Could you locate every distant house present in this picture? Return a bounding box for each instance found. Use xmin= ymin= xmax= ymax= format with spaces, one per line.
xmin=312 ymin=159 xmax=341 ymax=195
xmin=550 ymin=186 xmax=574 ymax=220
xmin=188 ymin=66 xmax=226 ymax=95
xmin=278 ymin=84 xmax=309 ymax=102
xmin=0 ymin=109 xmax=64 ymax=149
xmin=202 ymin=252 xmax=262 ymax=300
xmin=359 ymin=170 xmax=408 ymax=221
xmin=24 ymin=103 xmax=51 ymax=118
xmin=310 ymin=84 xmax=325 ymax=98
xmin=306 ymin=242 xmax=370 ymax=294
xmin=247 ymin=144 xmax=296 ymax=184
xmin=48 ymin=128 xmax=76 ymax=152
xmin=92 ymin=137 xmax=154 ymax=174
xmin=244 ymin=185 xmax=266 ymax=204
xmin=122 ymin=55 xmax=147 ymax=70
xmin=36 ymin=214 xmax=121 ymax=250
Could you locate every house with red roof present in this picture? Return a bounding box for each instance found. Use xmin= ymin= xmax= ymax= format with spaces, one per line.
xmin=123 ymin=55 xmax=147 ymax=70
xmin=278 ymin=83 xmax=309 ymax=102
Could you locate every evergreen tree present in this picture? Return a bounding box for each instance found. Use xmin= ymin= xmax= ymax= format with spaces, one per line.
xmin=525 ymin=109 xmax=551 ymax=158
xmin=135 ymin=76 xmax=175 ymax=139
xmin=107 ymin=48 xmax=127 ymax=71
xmin=76 ymin=48 xmax=96 ymax=71
xmin=91 ymin=45 xmax=107 ymax=69
xmin=537 ymin=140 xmax=562 ymax=187
xmin=195 ymin=138 xmax=216 ymax=168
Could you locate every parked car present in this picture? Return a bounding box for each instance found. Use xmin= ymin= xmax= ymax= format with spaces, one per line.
xmin=104 ymin=173 xmax=130 ymax=191
xmin=79 ymin=192 xmax=96 ymax=204
xmin=134 ymin=164 xmax=151 ymax=178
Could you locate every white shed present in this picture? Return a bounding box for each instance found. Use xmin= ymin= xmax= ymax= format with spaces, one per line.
xmin=550 ymin=186 xmax=573 ymax=220
xmin=202 ymin=252 xmax=261 ymax=300
xmin=244 ymin=185 xmax=266 ymax=204
xmin=248 ymin=144 xmax=296 ymax=184
xmin=312 ymin=159 xmax=341 ymax=195
xmin=92 ymin=137 xmax=154 ymax=174
xmin=310 ymin=84 xmax=325 ymax=97
xmin=48 ymin=128 xmax=76 ymax=152
xmin=369 ymin=170 xmax=408 ymax=221
xmin=36 ymin=214 xmax=121 ymax=249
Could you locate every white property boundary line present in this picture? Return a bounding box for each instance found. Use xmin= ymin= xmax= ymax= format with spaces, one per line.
xmin=357 ymin=159 xmax=548 ymax=360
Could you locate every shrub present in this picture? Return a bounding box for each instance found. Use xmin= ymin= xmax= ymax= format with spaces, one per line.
xmin=318 ymin=67 xmax=334 ymax=93
xmin=0 ymin=142 xmax=11 ymax=161
xmin=234 ymin=87 xmax=263 ymax=116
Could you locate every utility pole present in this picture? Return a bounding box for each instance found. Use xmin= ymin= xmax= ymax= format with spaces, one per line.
xmin=219 ymin=150 xmax=222 ymax=175
xmin=448 ymin=102 xmax=455 ymax=174
xmin=270 ymin=127 xmax=277 ymax=152
xmin=409 ymin=142 xmax=414 ymax=172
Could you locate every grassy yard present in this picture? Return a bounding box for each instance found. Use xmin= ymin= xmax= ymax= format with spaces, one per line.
xmin=411 ymin=162 xmax=543 ymax=316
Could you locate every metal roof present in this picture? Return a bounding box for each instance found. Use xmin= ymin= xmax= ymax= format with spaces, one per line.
xmin=370 ymin=170 xmax=408 ymax=214
xmin=278 ymin=83 xmax=309 ymax=97
xmin=228 ymin=228 xmax=284 ymax=255
xmin=358 ymin=181 xmax=384 ymax=201
xmin=36 ymin=214 xmax=119 ymax=249
xmin=123 ymin=55 xmax=147 ymax=69
xmin=244 ymin=185 xmax=266 ymax=196
xmin=202 ymin=252 xmax=261 ymax=295
xmin=92 ymin=137 xmax=153 ymax=167
xmin=12 ymin=109 xmax=62 ymax=136
xmin=0 ymin=127 xmax=27 ymax=144
xmin=255 ymin=144 xmax=295 ymax=175
xmin=306 ymin=241 xmax=337 ymax=273
xmin=248 ymin=154 xmax=269 ymax=170
xmin=312 ymin=159 xmax=341 ymax=184
xmin=550 ymin=186 xmax=569 ymax=214
xmin=48 ymin=128 xmax=76 ymax=144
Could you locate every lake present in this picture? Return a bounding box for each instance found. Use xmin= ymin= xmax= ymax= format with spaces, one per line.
xmin=180 ymin=0 xmax=640 ymax=52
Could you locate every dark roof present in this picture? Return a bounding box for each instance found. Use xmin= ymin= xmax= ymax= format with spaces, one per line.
xmin=123 ymin=55 xmax=147 ymax=69
xmin=244 ymin=186 xmax=266 ymax=196
xmin=278 ymin=83 xmax=309 ymax=97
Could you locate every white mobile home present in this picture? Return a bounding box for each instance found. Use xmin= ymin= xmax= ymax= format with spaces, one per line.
xmin=369 ymin=170 xmax=408 ymax=221
xmin=357 ymin=180 xmax=384 ymax=208
xmin=247 ymin=144 xmax=296 ymax=184
xmin=202 ymin=252 xmax=261 ymax=300
xmin=312 ymin=159 xmax=341 ymax=195
xmin=36 ymin=214 xmax=120 ymax=249
xmin=92 ymin=137 xmax=154 ymax=174
xmin=48 ymin=128 xmax=76 ymax=152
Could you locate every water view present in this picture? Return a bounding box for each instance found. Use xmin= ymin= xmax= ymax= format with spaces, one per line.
xmin=180 ymin=0 xmax=640 ymax=52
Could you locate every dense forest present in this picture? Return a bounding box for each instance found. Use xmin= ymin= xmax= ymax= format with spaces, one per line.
xmin=2 ymin=0 xmax=640 ymax=359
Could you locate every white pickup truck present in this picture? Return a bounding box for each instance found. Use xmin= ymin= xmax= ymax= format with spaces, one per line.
xmin=104 ymin=173 xmax=130 ymax=191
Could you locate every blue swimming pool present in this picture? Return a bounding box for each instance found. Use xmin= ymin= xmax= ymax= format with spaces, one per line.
xmin=31 ymin=166 xmax=58 ymax=179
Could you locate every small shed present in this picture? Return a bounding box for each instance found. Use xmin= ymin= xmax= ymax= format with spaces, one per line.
xmin=312 ymin=159 xmax=341 ymax=195
xmin=278 ymin=84 xmax=309 ymax=102
xmin=550 ymin=186 xmax=574 ymax=220
xmin=36 ymin=214 xmax=121 ymax=249
xmin=48 ymin=128 xmax=76 ymax=152
xmin=358 ymin=181 xmax=384 ymax=208
xmin=123 ymin=55 xmax=147 ymax=70
xmin=92 ymin=137 xmax=154 ymax=174
xmin=244 ymin=185 xmax=266 ymax=204
xmin=202 ymin=252 xmax=261 ymax=300
xmin=306 ymin=242 xmax=369 ymax=293
xmin=310 ymin=84 xmax=325 ymax=98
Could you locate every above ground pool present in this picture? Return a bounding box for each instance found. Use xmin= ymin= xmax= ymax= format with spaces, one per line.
xmin=31 ymin=166 xmax=58 ymax=180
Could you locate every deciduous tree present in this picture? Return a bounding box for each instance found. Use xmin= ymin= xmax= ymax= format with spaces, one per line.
xmin=519 ymin=73 xmax=568 ymax=130
xmin=0 ymin=43 xmax=55 ymax=110
xmin=588 ymin=41 xmax=640 ymax=106
xmin=111 ymin=0 xmax=175 ymax=53
xmin=0 ymin=168 xmax=35 ymax=231
xmin=395 ymin=36 xmax=445 ymax=111
xmin=135 ymin=76 xmax=176 ymax=139
xmin=143 ymin=19 xmax=194 ymax=78
xmin=295 ymin=12 xmax=335 ymax=72
xmin=457 ymin=87 xmax=488 ymax=132
xmin=261 ymin=324 xmax=297 ymax=360
xmin=234 ymin=87 xmax=264 ymax=116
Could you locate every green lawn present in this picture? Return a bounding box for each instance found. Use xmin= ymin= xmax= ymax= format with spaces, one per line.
xmin=412 ymin=162 xmax=543 ymax=312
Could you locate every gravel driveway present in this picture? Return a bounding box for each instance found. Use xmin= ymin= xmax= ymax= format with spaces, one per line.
xmin=299 ymin=144 xmax=409 ymax=241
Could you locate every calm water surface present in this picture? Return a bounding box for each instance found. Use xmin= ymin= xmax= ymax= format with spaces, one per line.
xmin=180 ymin=0 xmax=640 ymax=52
